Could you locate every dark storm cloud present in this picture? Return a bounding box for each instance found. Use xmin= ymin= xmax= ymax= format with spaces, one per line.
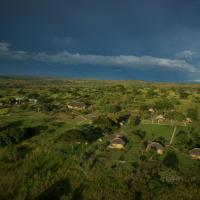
xmin=0 ymin=0 xmax=200 ymax=81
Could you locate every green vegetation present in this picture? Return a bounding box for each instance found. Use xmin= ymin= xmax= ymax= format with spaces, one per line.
xmin=0 ymin=77 xmax=199 ymax=200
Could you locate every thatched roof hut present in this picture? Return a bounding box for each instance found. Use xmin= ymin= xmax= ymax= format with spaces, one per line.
xmin=156 ymin=114 xmax=165 ymax=124
xmin=190 ymin=148 xmax=200 ymax=160
xmin=147 ymin=142 xmax=164 ymax=155
xmin=186 ymin=117 xmax=192 ymax=123
xmin=67 ymin=100 xmax=86 ymax=109
xmin=108 ymin=135 xmax=127 ymax=149
xmin=148 ymin=108 xmax=155 ymax=113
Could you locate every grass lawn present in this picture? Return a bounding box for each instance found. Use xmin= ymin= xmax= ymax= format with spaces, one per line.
xmin=138 ymin=124 xmax=188 ymax=142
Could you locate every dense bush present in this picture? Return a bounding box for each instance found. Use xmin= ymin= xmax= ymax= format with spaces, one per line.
xmin=154 ymin=100 xmax=174 ymax=111
xmin=103 ymin=104 xmax=122 ymax=113
xmin=132 ymin=129 xmax=146 ymax=139
xmin=163 ymin=151 xmax=179 ymax=169
xmin=0 ymin=125 xmax=47 ymax=147
xmin=187 ymin=108 xmax=198 ymax=120
xmin=93 ymin=116 xmax=118 ymax=133
xmin=57 ymin=126 xmax=103 ymax=144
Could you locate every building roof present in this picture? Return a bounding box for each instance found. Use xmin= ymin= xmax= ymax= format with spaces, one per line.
xmin=148 ymin=142 xmax=164 ymax=150
xmin=148 ymin=108 xmax=155 ymax=113
xmin=111 ymin=136 xmax=126 ymax=145
xmin=190 ymin=148 xmax=200 ymax=156
xmin=186 ymin=117 xmax=192 ymax=123
xmin=156 ymin=115 xmax=165 ymax=120
xmin=67 ymin=100 xmax=86 ymax=108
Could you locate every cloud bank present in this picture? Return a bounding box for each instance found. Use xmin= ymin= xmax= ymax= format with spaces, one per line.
xmin=0 ymin=42 xmax=197 ymax=72
xmin=0 ymin=42 xmax=29 ymax=60
xmin=176 ymin=50 xmax=198 ymax=61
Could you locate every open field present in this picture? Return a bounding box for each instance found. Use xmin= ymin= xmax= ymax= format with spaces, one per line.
xmin=0 ymin=77 xmax=200 ymax=200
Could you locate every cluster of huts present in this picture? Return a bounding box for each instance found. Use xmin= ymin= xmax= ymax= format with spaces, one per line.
xmin=0 ymin=97 xmax=38 ymax=106
xmin=108 ymin=134 xmax=200 ymax=160
xmin=66 ymin=102 xmax=199 ymax=160
xmin=148 ymin=108 xmax=192 ymax=125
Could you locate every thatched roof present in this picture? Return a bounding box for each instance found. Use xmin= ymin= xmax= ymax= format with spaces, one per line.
xmin=67 ymin=100 xmax=86 ymax=108
xmin=186 ymin=118 xmax=192 ymax=123
xmin=156 ymin=115 xmax=165 ymax=120
xmin=147 ymin=142 xmax=164 ymax=150
xmin=148 ymin=108 xmax=155 ymax=113
xmin=111 ymin=138 xmax=125 ymax=145
xmin=190 ymin=148 xmax=200 ymax=156
xmin=111 ymin=136 xmax=126 ymax=145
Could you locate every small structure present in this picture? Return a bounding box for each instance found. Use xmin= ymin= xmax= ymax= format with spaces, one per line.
xmin=67 ymin=100 xmax=86 ymax=110
xmin=148 ymin=108 xmax=155 ymax=113
xmin=156 ymin=114 xmax=165 ymax=124
xmin=190 ymin=148 xmax=200 ymax=160
xmin=148 ymin=108 xmax=155 ymax=124
xmin=108 ymin=135 xmax=127 ymax=149
xmin=15 ymin=98 xmax=23 ymax=104
xmin=117 ymin=114 xmax=130 ymax=126
xmin=28 ymin=98 xmax=38 ymax=104
xmin=182 ymin=118 xmax=192 ymax=126
xmin=186 ymin=117 xmax=192 ymax=124
xmin=146 ymin=142 xmax=164 ymax=155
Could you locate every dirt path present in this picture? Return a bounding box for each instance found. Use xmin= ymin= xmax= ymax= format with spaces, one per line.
xmin=78 ymin=115 xmax=89 ymax=125
xmin=169 ymin=126 xmax=177 ymax=145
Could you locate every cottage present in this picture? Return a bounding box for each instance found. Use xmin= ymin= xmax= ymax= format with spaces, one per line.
xmin=186 ymin=117 xmax=192 ymax=124
xmin=108 ymin=135 xmax=127 ymax=149
xmin=29 ymin=98 xmax=38 ymax=104
xmin=148 ymin=108 xmax=155 ymax=113
xmin=67 ymin=101 xmax=86 ymax=110
xmin=146 ymin=142 xmax=164 ymax=155
xmin=15 ymin=98 xmax=23 ymax=104
xmin=182 ymin=118 xmax=192 ymax=126
xmin=117 ymin=114 xmax=130 ymax=126
xmin=190 ymin=148 xmax=200 ymax=160
xmin=156 ymin=115 xmax=165 ymax=124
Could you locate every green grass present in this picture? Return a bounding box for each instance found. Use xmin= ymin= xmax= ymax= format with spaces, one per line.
xmin=0 ymin=78 xmax=200 ymax=200
xmin=138 ymin=124 xmax=188 ymax=142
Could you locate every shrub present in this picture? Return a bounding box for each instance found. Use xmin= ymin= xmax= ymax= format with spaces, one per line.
xmin=159 ymin=168 xmax=182 ymax=185
xmin=93 ymin=116 xmax=117 ymax=133
xmin=132 ymin=129 xmax=146 ymax=139
xmin=187 ymin=108 xmax=198 ymax=120
xmin=163 ymin=151 xmax=179 ymax=169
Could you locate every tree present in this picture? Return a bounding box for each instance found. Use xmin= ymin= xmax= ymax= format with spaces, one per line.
xmin=104 ymin=104 xmax=121 ymax=113
xmin=133 ymin=129 xmax=146 ymax=139
xmin=135 ymin=116 xmax=141 ymax=126
xmin=166 ymin=111 xmax=185 ymax=126
xmin=93 ymin=116 xmax=117 ymax=133
xmin=187 ymin=108 xmax=198 ymax=120
xmin=154 ymin=136 xmax=166 ymax=146
xmin=154 ymin=100 xmax=174 ymax=111
xmin=159 ymin=168 xmax=182 ymax=185
xmin=163 ymin=151 xmax=179 ymax=169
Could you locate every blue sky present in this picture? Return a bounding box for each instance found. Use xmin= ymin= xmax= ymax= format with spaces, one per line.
xmin=0 ymin=0 xmax=200 ymax=82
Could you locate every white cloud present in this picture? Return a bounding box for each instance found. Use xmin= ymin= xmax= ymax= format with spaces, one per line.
xmin=34 ymin=51 xmax=196 ymax=72
xmin=0 ymin=42 xmax=29 ymax=60
xmin=176 ymin=50 xmax=198 ymax=60
xmin=0 ymin=42 xmax=10 ymax=52
xmin=193 ymin=79 xmax=200 ymax=82
xmin=0 ymin=41 xmax=197 ymax=72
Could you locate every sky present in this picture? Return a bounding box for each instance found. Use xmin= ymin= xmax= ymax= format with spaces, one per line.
xmin=0 ymin=0 xmax=200 ymax=82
